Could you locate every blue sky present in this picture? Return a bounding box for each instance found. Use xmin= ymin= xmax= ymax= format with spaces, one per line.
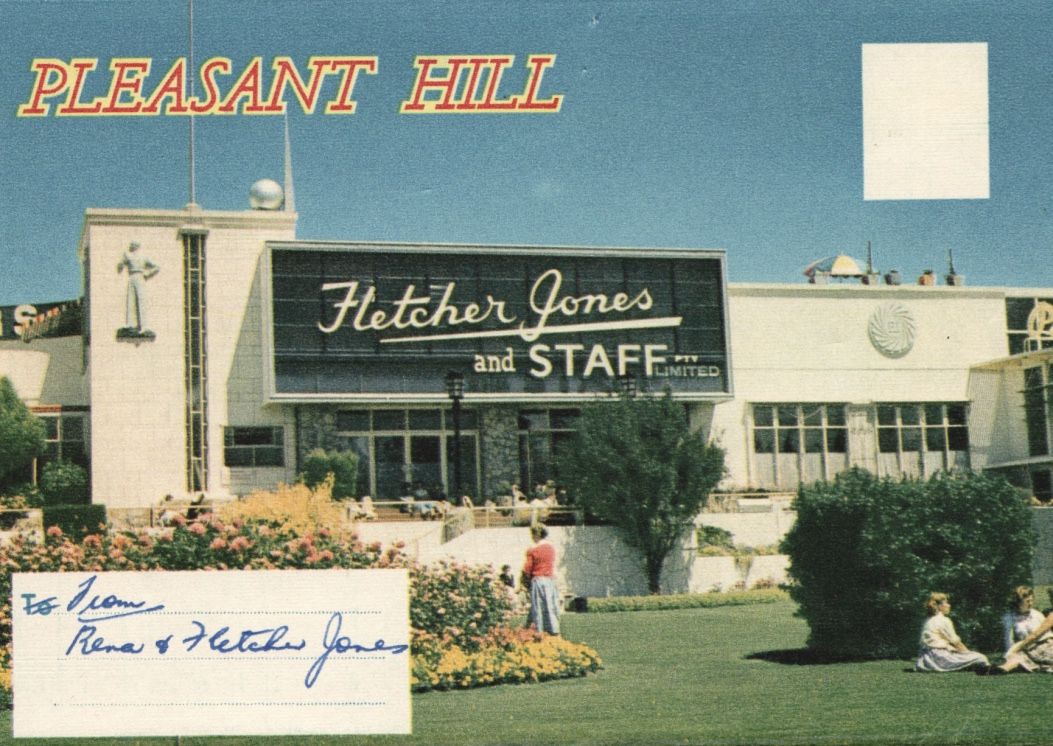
xmin=1 ymin=0 xmax=1052 ymax=304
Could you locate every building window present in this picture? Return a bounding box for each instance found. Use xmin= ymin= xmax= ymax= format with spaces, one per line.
xmin=1006 ymin=297 xmax=1053 ymax=355
xmin=750 ymin=404 xmax=847 ymax=489
xmin=875 ymin=402 xmax=969 ymax=477
xmin=1024 ymin=364 xmax=1053 ymax=458
xmin=333 ymin=409 xmax=479 ymax=501
xmin=35 ymin=411 xmax=89 ymax=475
xmin=518 ymin=409 xmax=579 ymax=491
xmin=224 ymin=427 xmax=285 ymax=467
xmin=1032 ymin=468 xmax=1053 ymax=504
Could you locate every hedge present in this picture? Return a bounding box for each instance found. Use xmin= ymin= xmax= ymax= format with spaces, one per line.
xmin=583 ymin=588 xmax=788 ymax=613
xmin=41 ymin=504 xmax=106 ymax=541
xmin=781 ymin=468 xmax=1034 ymax=659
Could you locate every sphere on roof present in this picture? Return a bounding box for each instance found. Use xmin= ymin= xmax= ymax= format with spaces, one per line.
xmin=249 ymin=179 xmax=284 ymax=210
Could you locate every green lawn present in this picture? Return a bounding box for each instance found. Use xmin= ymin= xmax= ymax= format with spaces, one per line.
xmin=4 ymin=600 xmax=1052 ymax=745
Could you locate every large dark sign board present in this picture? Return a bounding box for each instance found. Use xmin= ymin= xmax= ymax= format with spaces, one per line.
xmin=267 ymin=243 xmax=730 ymax=399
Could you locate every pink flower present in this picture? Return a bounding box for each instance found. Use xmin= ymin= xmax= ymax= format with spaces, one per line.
xmin=188 ymin=522 xmax=207 ymax=535
xmin=171 ymin=513 xmax=187 ymax=526
xmin=210 ymin=537 xmax=227 ymax=550
xmin=229 ymin=536 xmax=251 ymax=552
xmin=46 ymin=526 xmax=62 ymax=538
xmin=83 ymin=534 xmax=102 ymax=548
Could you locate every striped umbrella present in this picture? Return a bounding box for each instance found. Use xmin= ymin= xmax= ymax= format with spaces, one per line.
xmin=802 ymin=255 xmax=864 ymax=278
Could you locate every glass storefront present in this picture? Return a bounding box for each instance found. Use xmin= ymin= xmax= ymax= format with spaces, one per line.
xmin=333 ymin=408 xmax=479 ymax=500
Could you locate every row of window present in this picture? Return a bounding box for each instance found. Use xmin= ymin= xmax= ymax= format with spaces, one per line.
xmin=221 ymin=408 xmax=582 ymax=500
xmin=223 ymin=403 xmax=972 ymax=498
xmin=751 ymin=403 xmax=968 ymax=456
xmin=750 ymin=402 xmax=970 ymax=489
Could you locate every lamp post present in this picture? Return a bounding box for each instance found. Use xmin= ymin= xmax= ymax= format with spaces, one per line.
xmin=445 ymin=370 xmax=465 ymax=503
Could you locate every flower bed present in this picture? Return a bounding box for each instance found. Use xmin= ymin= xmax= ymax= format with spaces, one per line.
xmin=412 ymin=627 xmax=602 ymax=692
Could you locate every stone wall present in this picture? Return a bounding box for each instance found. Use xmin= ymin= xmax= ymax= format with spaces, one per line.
xmin=294 ymin=406 xmax=340 ymax=469
xmin=479 ymin=405 xmax=519 ymax=499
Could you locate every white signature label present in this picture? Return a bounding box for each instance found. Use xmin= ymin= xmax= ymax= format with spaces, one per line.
xmin=12 ymin=569 xmax=410 ymax=737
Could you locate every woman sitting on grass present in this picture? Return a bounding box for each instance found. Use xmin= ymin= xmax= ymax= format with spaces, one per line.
xmin=914 ymin=592 xmax=990 ymax=673
xmin=995 ymin=592 xmax=1053 ymax=674
xmin=1000 ymin=586 xmax=1048 ymax=662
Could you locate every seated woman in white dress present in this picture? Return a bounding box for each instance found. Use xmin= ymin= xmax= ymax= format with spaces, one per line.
xmin=1002 ymin=586 xmax=1046 ymax=655
xmin=997 ymin=586 xmax=1053 ymax=673
xmin=914 ymin=592 xmax=990 ymax=673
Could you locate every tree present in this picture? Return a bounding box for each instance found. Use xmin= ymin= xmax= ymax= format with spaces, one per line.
xmin=559 ymin=391 xmax=725 ymax=593
xmin=0 ymin=376 xmax=45 ymax=488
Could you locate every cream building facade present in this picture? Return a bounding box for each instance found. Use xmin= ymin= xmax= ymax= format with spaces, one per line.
xmin=2 ymin=196 xmax=1052 ymax=508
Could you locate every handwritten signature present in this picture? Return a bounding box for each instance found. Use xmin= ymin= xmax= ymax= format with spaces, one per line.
xmin=304 ymin=611 xmax=409 ymax=689
xmin=43 ymin=576 xmax=408 ymax=689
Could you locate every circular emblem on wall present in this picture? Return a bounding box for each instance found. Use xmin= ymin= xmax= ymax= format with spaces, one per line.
xmin=868 ymin=303 xmax=916 ymax=358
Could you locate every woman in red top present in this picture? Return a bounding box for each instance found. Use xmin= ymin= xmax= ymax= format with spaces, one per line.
xmin=522 ymin=524 xmax=560 ymax=635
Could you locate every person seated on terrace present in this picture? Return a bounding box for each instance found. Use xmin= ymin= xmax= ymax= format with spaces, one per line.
xmin=995 ymin=590 xmax=1053 ymax=674
xmin=186 ymin=493 xmax=208 ymax=521
xmin=529 ymin=496 xmax=553 ymax=522
xmin=347 ymin=496 xmax=376 ymax=521
xmin=157 ymin=494 xmax=183 ymax=526
xmin=398 ymin=482 xmax=415 ymax=513
xmin=914 ymin=592 xmax=990 ymax=673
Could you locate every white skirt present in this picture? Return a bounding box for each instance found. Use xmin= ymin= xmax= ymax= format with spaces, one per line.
xmin=915 ymin=646 xmax=989 ymax=672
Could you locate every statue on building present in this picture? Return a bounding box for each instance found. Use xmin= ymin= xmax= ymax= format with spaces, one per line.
xmin=116 ymin=241 xmax=159 ymax=340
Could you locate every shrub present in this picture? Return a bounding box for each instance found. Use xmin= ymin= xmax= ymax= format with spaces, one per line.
xmin=0 ymin=485 xmax=40 ymax=508
xmin=697 ymin=524 xmax=735 ymax=553
xmin=39 ymin=461 xmax=89 ymax=505
xmin=584 ymin=588 xmax=788 ymax=613
xmin=41 ymin=504 xmax=105 ymax=541
xmin=217 ymin=478 xmax=348 ymax=536
xmin=781 ymin=468 xmax=1034 ymax=659
xmin=410 ymin=560 xmax=514 ymax=652
xmin=301 ymin=448 xmax=358 ymax=499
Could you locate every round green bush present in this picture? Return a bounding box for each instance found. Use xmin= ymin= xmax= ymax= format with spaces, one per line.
xmin=781 ymin=468 xmax=1034 ymax=658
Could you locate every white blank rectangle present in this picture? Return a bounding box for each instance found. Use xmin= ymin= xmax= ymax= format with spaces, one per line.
xmin=863 ymin=42 xmax=989 ymax=200
xmin=13 ymin=569 xmax=411 ymax=737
